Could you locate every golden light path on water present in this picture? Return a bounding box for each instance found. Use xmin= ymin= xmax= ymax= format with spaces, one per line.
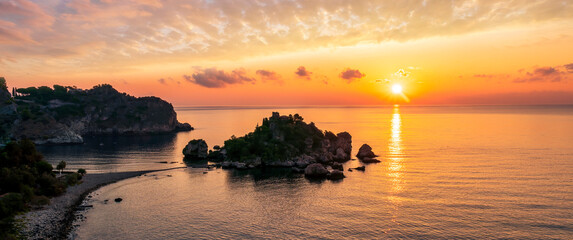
xmin=388 ymin=105 xmax=405 ymax=212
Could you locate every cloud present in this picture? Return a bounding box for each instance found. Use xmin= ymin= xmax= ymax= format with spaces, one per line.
xmin=565 ymin=63 xmax=573 ymax=73
xmin=533 ymin=67 xmax=558 ymax=76
xmin=513 ymin=65 xmax=570 ymax=83
xmin=339 ymin=68 xmax=366 ymax=83
xmin=184 ymin=67 xmax=255 ymax=88
xmin=394 ymin=69 xmax=410 ymax=78
xmin=474 ymin=74 xmax=494 ymax=78
xmin=158 ymin=77 xmax=177 ymax=85
xmin=1 ymin=1 xmax=573 ymax=74
xmin=295 ymin=66 xmax=312 ymax=80
xmin=256 ymin=69 xmax=281 ymax=82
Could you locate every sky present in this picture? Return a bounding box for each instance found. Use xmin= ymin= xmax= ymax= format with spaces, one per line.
xmin=1 ymin=0 xmax=572 ymax=106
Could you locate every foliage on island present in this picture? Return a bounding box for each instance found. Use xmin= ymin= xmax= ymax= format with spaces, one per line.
xmin=221 ymin=113 xmax=325 ymax=162
xmin=0 ymin=140 xmax=82 ymax=239
xmin=183 ymin=112 xmax=352 ymax=172
xmin=0 ymin=78 xmax=192 ymax=145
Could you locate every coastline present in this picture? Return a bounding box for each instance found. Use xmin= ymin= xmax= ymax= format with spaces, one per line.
xmin=17 ymin=167 xmax=187 ymax=239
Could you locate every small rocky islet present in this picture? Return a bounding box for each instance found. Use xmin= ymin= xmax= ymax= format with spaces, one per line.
xmin=183 ymin=112 xmax=381 ymax=180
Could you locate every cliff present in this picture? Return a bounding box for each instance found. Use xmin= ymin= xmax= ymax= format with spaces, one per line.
xmin=0 ymin=81 xmax=192 ymax=144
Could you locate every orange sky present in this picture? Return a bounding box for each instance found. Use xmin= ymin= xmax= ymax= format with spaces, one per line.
xmin=1 ymin=0 xmax=572 ymax=106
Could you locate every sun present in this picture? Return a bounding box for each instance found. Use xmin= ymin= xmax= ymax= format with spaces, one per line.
xmin=391 ymin=84 xmax=403 ymax=94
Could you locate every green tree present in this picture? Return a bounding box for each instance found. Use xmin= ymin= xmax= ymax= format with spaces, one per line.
xmin=0 ymin=77 xmax=6 ymax=91
xmin=56 ymin=161 xmax=66 ymax=175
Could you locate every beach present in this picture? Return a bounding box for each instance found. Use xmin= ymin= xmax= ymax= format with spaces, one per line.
xmin=17 ymin=167 xmax=186 ymax=239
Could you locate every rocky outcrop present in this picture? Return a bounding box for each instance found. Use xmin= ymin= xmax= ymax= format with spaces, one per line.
xmin=361 ymin=157 xmax=381 ymax=163
xmin=304 ymin=163 xmax=329 ymax=179
xmin=183 ymin=139 xmax=208 ymax=159
xmin=1 ymin=82 xmax=193 ymax=144
xmin=356 ymin=144 xmax=381 ymax=163
xmin=356 ymin=144 xmax=377 ymax=159
xmin=327 ymin=170 xmax=345 ymax=180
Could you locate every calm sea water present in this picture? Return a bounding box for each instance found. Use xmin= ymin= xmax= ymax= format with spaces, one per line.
xmin=40 ymin=105 xmax=573 ymax=239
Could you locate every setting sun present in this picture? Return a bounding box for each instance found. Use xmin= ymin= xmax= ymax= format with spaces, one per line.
xmin=392 ymin=84 xmax=403 ymax=94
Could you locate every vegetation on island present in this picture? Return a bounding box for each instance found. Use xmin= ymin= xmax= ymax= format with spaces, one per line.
xmin=0 ymin=140 xmax=83 ymax=239
xmin=221 ymin=113 xmax=325 ymax=162
xmin=185 ymin=112 xmax=353 ymax=179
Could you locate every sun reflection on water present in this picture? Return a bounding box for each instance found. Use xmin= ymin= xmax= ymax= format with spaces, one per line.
xmin=388 ymin=105 xmax=404 ymax=194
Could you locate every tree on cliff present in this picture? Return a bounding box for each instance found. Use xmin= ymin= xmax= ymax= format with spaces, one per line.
xmin=0 ymin=77 xmax=6 ymax=91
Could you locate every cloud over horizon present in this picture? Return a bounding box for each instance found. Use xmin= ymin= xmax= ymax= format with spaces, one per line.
xmin=295 ymin=66 xmax=312 ymax=80
xmin=256 ymin=69 xmax=282 ymax=84
xmin=339 ymin=68 xmax=366 ymax=83
xmin=184 ymin=68 xmax=255 ymax=88
xmin=513 ymin=64 xmax=571 ymax=83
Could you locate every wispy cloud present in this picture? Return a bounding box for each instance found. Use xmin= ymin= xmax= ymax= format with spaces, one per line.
xmin=339 ymin=68 xmax=365 ymax=83
xmin=3 ymin=0 xmax=571 ymax=68
xmin=474 ymin=74 xmax=494 ymax=78
xmin=184 ymin=68 xmax=255 ymax=88
xmin=565 ymin=63 xmax=573 ymax=73
xmin=513 ymin=64 xmax=570 ymax=83
xmin=256 ymin=69 xmax=280 ymax=80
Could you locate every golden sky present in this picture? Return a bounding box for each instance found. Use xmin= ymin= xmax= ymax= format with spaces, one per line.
xmin=1 ymin=0 xmax=572 ymax=105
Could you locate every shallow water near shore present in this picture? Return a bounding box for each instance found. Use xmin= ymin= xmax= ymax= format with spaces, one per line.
xmin=40 ymin=105 xmax=573 ymax=239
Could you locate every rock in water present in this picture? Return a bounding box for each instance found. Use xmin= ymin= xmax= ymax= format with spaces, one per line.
xmin=183 ymin=139 xmax=208 ymax=159
xmin=361 ymin=157 xmax=381 ymax=163
xmin=327 ymin=170 xmax=345 ymax=180
xmin=356 ymin=144 xmax=377 ymax=159
xmin=304 ymin=163 xmax=329 ymax=179
xmin=354 ymin=166 xmax=366 ymax=171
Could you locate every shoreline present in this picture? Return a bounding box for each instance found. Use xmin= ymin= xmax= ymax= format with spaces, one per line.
xmin=17 ymin=167 xmax=187 ymax=239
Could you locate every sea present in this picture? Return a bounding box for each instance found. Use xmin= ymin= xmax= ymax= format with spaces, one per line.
xmin=37 ymin=105 xmax=573 ymax=239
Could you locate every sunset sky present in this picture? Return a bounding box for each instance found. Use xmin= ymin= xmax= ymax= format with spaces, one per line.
xmin=1 ymin=0 xmax=572 ymax=105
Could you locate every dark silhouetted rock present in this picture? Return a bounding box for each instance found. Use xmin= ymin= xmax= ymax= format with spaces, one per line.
xmin=356 ymin=144 xmax=377 ymax=159
xmin=292 ymin=167 xmax=304 ymax=173
xmin=354 ymin=166 xmax=366 ymax=171
xmin=114 ymin=198 xmax=123 ymax=202
xmin=361 ymin=157 xmax=381 ymax=163
xmin=332 ymin=148 xmax=349 ymax=162
xmin=183 ymin=139 xmax=208 ymax=159
xmin=304 ymin=163 xmax=329 ymax=179
xmin=327 ymin=170 xmax=345 ymax=180
xmin=332 ymin=132 xmax=352 ymax=161
xmin=331 ymin=162 xmax=343 ymax=171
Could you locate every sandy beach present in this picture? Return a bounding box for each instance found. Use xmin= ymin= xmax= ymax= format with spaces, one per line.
xmin=17 ymin=167 xmax=187 ymax=240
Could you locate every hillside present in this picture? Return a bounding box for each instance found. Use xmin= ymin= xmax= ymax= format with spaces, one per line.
xmin=0 ymin=78 xmax=192 ymax=144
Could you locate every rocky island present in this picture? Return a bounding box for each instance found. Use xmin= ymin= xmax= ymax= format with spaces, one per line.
xmin=183 ymin=112 xmax=379 ymax=180
xmin=0 ymin=78 xmax=192 ymax=145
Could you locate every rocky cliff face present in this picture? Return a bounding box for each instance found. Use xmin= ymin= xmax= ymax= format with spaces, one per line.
xmin=1 ymin=82 xmax=192 ymax=144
